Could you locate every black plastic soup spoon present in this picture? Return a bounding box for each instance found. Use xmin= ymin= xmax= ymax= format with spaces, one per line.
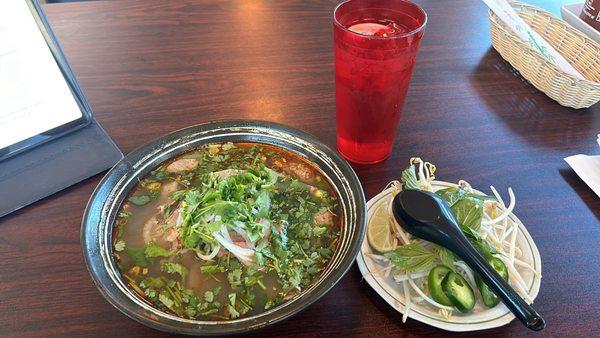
xmin=391 ymin=189 xmax=545 ymax=331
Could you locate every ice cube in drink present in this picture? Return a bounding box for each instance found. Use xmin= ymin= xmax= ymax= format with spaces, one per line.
xmin=348 ymin=20 xmax=409 ymax=37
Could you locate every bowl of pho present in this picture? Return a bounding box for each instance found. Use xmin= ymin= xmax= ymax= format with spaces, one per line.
xmin=81 ymin=120 xmax=366 ymax=335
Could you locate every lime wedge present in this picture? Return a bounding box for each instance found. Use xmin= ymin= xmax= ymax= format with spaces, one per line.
xmin=367 ymin=199 xmax=397 ymax=253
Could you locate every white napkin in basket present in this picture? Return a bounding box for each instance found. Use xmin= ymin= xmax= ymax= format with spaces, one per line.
xmin=564 ymin=135 xmax=600 ymax=198
xmin=482 ymin=0 xmax=586 ymax=80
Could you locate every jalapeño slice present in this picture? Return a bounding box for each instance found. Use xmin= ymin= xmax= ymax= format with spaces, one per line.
xmin=475 ymin=257 xmax=509 ymax=308
xmin=441 ymin=271 xmax=475 ymax=313
xmin=428 ymin=265 xmax=454 ymax=306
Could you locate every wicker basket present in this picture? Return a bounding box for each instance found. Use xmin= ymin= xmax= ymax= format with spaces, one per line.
xmin=488 ymin=1 xmax=600 ymax=109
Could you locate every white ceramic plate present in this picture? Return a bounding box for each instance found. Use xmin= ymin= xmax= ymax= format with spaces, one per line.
xmin=356 ymin=181 xmax=542 ymax=332
xmin=561 ymin=3 xmax=600 ymax=44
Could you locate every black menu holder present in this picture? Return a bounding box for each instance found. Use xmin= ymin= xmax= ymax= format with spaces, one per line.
xmin=0 ymin=1 xmax=123 ymax=218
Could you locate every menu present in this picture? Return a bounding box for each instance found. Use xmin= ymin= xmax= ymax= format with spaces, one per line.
xmin=0 ymin=0 xmax=83 ymax=150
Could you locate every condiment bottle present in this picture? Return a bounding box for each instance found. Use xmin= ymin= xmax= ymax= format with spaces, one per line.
xmin=580 ymin=0 xmax=600 ymax=31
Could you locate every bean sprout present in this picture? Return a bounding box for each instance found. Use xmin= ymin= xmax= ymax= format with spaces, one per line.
xmin=482 ymin=187 xmax=516 ymax=226
xmin=392 ymin=270 xmax=429 ymax=283
xmin=407 ymin=278 xmax=454 ymax=311
xmin=402 ymin=280 xmax=410 ymax=323
xmin=364 ymin=158 xmax=540 ymax=323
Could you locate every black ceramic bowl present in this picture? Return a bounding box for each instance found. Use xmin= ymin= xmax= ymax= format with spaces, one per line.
xmin=81 ymin=120 xmax=366 ymax=335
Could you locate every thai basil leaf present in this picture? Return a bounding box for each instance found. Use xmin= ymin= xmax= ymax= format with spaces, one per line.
xmin=400 ymin=166 xmax=419 ymax=190
xmin=436 ymin=187 xmax=468 ymax=206
xmin=451 ymin=198 xmax=484 ymax=231
xmin=460 ymin=225 xmax=498 ymax=260
xmin=436 ymin=187 xmax=495 ymax=207
xmin=470 ymin=239 xmax=497 ymax=260
xmin=437 ymin=246 xmax=457 ymax=269
xmin=384 ymin=243 xmax=436 ymax=272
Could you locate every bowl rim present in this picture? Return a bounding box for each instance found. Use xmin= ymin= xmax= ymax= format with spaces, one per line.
xmin=81 ymin=120 xmax=366 ymax=335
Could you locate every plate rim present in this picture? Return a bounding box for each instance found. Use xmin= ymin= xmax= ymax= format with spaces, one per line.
xmin=355 ymin=180 xmax=542 ymax=332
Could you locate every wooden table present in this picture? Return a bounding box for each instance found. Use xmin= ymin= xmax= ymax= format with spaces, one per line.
xmin=1 ymin=0 xmax=598 ymax=336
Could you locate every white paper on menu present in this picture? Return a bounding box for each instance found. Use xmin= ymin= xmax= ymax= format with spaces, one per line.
xmin=0 ymin=0 xmax=82 ymax=150
xmin=482 ymin=0 xmax=586 ymax=80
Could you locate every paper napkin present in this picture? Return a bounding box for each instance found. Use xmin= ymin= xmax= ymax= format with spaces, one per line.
xmin=482 ymin=0 xmax=586 ymax=80
xmin=564 ymin=135 xmax=600 ymax=198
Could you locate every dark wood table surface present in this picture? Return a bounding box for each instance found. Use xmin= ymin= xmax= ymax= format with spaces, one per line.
xmin=1 ymin=0 xmax=598 ymax=336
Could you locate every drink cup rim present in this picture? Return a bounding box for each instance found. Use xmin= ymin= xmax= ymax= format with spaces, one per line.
xmin=333 ymin=0 xmax=428 ymax=40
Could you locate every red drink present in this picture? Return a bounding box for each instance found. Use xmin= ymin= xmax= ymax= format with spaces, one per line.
xmin=334 ymin=0 xmax=427 ymax=164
